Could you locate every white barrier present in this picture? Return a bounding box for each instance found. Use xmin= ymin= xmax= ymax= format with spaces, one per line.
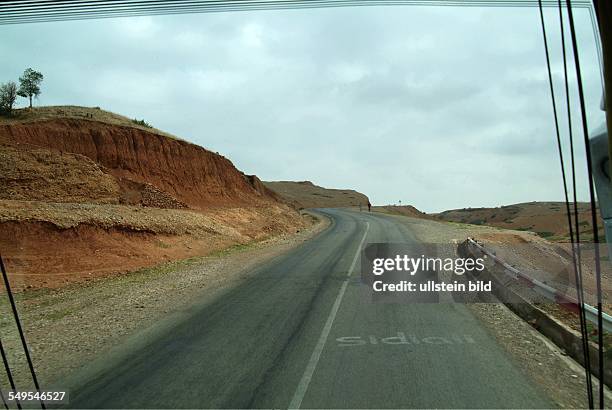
xmin=466 ymin=237 xmax=612 ymax=333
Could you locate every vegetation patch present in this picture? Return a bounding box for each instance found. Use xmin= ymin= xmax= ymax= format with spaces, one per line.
xmin=536 ymin=231 xmax=555 ymax=238
xmin=132 ymin=118 xmax=153 ymax=128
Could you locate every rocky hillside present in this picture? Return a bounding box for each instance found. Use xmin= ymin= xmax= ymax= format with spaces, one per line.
xmin=264 ymin=180 xmax=369 ymax=209
xmin=0 ymin=110 xmax=276 ymax=209
xmin=0 ymin=106 xmax=307 ymax=290
xmin=0 ymin=143 xmax=121 ymax=204
xmin=434 ymin=202 xmax=603 ymax=242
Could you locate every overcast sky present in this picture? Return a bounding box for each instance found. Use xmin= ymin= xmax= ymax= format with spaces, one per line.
xmin=0 ymin=3 xmax=605 ymax=212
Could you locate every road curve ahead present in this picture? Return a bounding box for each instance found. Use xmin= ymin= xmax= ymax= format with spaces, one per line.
xmin=68 ymin=208 xmax=553 ymax=409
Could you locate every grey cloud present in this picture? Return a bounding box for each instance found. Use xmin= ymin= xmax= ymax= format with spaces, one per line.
xmin=0 ymin=4 xmax=604 ymax=212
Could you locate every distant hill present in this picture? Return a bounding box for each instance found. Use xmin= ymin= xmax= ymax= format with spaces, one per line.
xmin=264 ymin=180 xmax=369 ymax=209
xmin=434 ymin=201 xmax=603 ymax=241
xmin=373 ymin=205 xmax=432 ymax=220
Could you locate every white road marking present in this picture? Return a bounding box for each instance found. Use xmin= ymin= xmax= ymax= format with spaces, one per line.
xmin=288 ymin=221 xmax=370 ymax=409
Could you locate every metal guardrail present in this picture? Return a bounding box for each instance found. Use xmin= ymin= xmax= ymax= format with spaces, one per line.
xmin=466 ymin=237 xmax=612 ymax=333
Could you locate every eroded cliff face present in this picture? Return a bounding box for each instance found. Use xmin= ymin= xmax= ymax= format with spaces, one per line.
xmin=0 ymin=113 xmax=309 ymax=290
xmin=0 ymin=119 xmax=276 ymax=208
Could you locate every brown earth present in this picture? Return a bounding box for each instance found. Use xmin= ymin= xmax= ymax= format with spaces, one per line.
xmin=0 ymin=200 xmax=306 ymax=291
xmin=1 ymin=107 xmax=280 ymax=209
xmin=433 ymin=201 xmax=604 ymax=242
xmin=2 ymin=105 xmax=181 ymax=140
xmin=0 ymin=143 xmax=121 ymax=204
xmin=0 ymin=106 xmax=307 ymax=290
xmin=264 ymin=180 xmax=369 ymax=209
xmin=373 ymin=205 xmax=432 ymax=219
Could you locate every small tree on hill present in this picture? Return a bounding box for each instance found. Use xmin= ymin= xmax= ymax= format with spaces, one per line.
xmin=0 ymin=81 xmax=17 ymax=115
xmin=17 ymin=68 xmax=43 ymax=108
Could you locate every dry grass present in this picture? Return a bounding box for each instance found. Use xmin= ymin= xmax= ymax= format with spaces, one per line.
xmin=0 ymin=105 xmax=182 ymax=141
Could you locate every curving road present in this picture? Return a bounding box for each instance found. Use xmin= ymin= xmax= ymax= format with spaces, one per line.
xmin=67 ymin=208 xmax=553 ymax=409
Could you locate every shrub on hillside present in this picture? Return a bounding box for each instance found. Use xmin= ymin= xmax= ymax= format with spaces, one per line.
xmin=132 ymin=118 xmax=153 ymax=128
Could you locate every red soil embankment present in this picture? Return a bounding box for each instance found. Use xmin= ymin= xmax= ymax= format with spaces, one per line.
xmin=0 ymin=109 xmax=306 ymax=290
xmin=0 ymin=201 xmax=304 ymax=290
xmin=0 ymin=118 xmax=276 ymax=209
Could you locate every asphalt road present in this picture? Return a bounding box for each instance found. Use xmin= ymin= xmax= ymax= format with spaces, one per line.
xmin=67 ymin=208 xmax=554 ymax=409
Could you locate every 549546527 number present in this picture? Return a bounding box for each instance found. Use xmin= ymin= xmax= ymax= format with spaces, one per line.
xmin=5 ymin=390 xmax=68 ymax=404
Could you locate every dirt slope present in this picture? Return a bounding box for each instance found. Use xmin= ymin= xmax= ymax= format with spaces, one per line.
xmin=264 ymin=180 xmax=369 ymax=209
xmin=434 ymin=201 xmax=603 ymax=241
xmin=374 ymin=205 xmax=431 ymax=219
xmin=0 ymin=143 xmax=120 ymax=203
xmin=0 ymin=200 xmax=306 ymax=290
xmin=0 ymin=106 xmax=307 ymax=290
xmin=1 ymin=107 xmax=278 ymax=209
